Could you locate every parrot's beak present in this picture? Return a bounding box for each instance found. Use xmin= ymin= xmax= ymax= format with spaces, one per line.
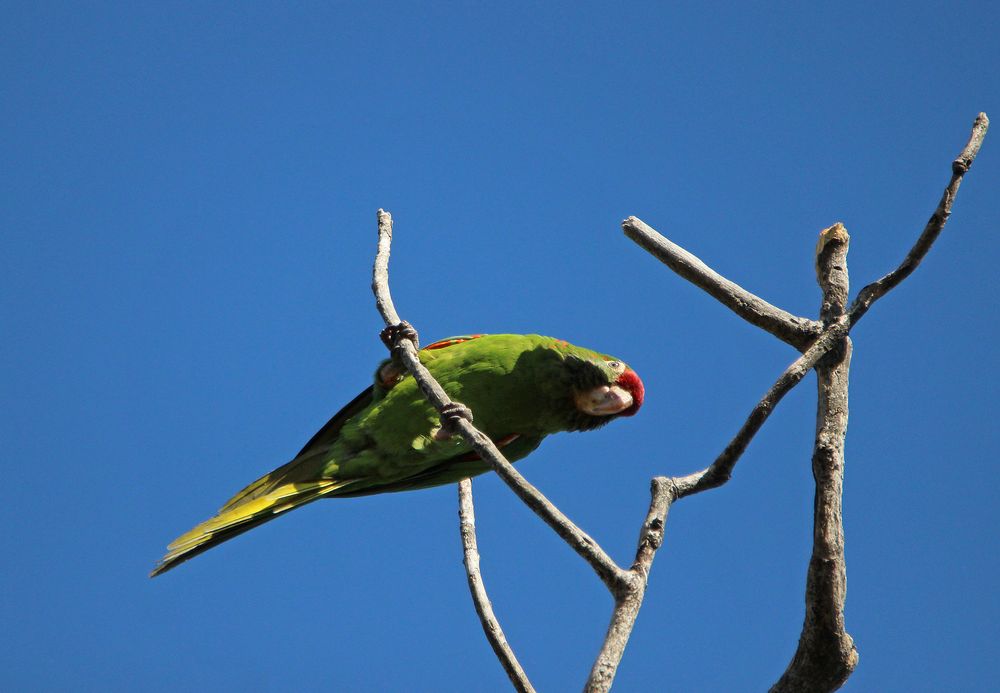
xmin=575 ymin=384 xmax=634 ymax=416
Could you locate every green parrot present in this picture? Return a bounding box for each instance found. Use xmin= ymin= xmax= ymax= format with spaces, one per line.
xmin=151 ymin=333 xmax=644 ymax=576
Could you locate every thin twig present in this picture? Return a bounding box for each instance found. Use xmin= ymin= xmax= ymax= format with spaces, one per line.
xmin=623 ymin=217 xmax=822 ymax=349
xmin=459 ymin=479 xmax=535 ymax=693
xmin=670 ymin=319 xmax=849 ymax=498
xmin=372 ymin=210 xmax=628 ymax=593
xmin=372 ymin=209 xmax=401 ymax=325
xmin=849 ymin=112 xmax=989 ymax=326
xmin=584 ymin=477 xmax=677 ymax=693
xmin=629 ymin=477 xmax=676 ymax=577
xmin=771 ymin=223 xmax=858 ymax=692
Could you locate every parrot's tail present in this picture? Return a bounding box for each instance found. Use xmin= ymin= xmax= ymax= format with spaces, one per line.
xmin=150 ymin=478 xmax=355 ymax=577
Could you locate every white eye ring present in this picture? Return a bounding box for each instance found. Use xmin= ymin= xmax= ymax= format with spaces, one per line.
xmin=607 ymin=360 xmax=621 ymax=369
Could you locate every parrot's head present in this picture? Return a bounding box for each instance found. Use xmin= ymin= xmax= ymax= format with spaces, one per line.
xmin=567 ymin=355 xmax=644 ymax=429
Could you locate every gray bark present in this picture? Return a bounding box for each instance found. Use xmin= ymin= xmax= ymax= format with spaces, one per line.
xmin=367 ymin=112 xmax=988 ymax=692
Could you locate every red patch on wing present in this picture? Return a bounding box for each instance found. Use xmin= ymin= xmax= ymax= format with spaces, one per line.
xmin=422 ymin=334 xmax=486 ymax=351
xmin=615 ymin=369 xmax=644 ymax=417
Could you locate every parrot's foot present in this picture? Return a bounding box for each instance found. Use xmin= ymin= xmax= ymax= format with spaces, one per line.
xmin=380 ymin=321 xmax=419 ymax=353
xmin=377 ymin=361 xmax=405 ymax=389
xmin=433 ymin=401 xmax=474 ymax=440
xmin=377 ymin=322 xmax=418 ymax=390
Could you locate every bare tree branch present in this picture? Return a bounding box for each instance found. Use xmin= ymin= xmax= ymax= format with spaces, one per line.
xmin=771 ymin=113 xmax=990 ymax=691
xmin=670 ymin=319 xmax=849 ymax=498
xmin=623 ymin=216 xmax=822 ymax=349
xmin=373 ymin=210 xmax=628 ymax=594
xmin=581 ymin=296 xmax=858 ymax=690
xmin=365 ymin=112 xmax=988 ymax=693
xmin=771 ymin=223 xmax=858 ymax=692
xmin=585 ymin=477 xmax=677 ymax=693
xmin=458 ymin=479 xmax=535 ymax=693
xmin=849 ymin=112 xmax=989 ymax=326
xmin=619 ymin=114 xmax=987 ymax=691
xmin=577 ymin=303 xmax=856 ymax=693
xmin=579 ymin=230 xmax=859 ymax=691
xmin=629 ymin=477 xmax=676 ymax=578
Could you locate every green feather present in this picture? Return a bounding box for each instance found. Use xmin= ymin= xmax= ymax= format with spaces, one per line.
xmin=151 ymin=334 xmax=639 ymax=576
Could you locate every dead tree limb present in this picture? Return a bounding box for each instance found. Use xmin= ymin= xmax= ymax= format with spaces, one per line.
xmin=369 ymin=112 xmax=987 ymax=692
xmin=849 ymin=111 xmax=990 ymax=326
xmin=623 ymin=218 xmax=822 ymax=349
xmin=770 ymin=223 xmax=858 ymax=691
xmin=622 ymin=113 xmax=987 ymax=693
xmin=585 ymin=477 xmax=676 ymax=691
xmin=458 ymin=479 xmax=535 ymax=693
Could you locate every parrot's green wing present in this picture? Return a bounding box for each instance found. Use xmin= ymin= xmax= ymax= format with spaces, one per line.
xmin=227 ymin=335 xmax=489 ymax=512
xmin=152 ymin=333 xmax=643 ymax=577
xmin=150 ymin=335 xmax=494 ymax=576
xmin=296 ymin=334 xmax=485 ymax=459
xmin=230 ymin=335 xmax=488 ymax=509
xmin=295 ymin=385 xmax=375 ymax=458
xmin=337 ymin=433 xmax=544 ymax=497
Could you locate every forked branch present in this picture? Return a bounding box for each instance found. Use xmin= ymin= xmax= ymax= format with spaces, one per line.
xmin=770 ymin=223 xmax=858 ymax=691
xmin=622 ymin=113 xmax=987 ymax=693
xmin=623 ymin=217 xmax=822 ymax=349
xmin=374 ymin=209 xmax=626 ymax=594
xmin=369 ymin=111 xmax=987 ymax=693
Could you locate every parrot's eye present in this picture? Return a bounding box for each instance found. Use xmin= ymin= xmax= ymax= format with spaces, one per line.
xmin=606 ymin=360 xmax=621 ymax=370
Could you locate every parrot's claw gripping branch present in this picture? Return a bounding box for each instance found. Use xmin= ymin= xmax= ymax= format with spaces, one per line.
xmin=380 ymin=320 xmax=419 ymax=353
xmin=437 ymin=402 xmax=474 ymax=438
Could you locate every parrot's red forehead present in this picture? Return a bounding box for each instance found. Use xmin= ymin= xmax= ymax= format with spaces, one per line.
xmin=615 ymin=369 xmax=644 ymax=417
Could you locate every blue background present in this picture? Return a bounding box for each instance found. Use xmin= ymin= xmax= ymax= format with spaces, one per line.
xmin=3 ymin=3 xmax=998 ymax=691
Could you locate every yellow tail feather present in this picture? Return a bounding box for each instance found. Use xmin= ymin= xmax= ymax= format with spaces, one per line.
xmin=150 ymin=478 xmax=355 ymax=577
xmin=217 ymin=456 xmax=311 ymax=513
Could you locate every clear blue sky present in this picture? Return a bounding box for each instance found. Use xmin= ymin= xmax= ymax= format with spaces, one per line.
xmin=3 ymin=3 xmax=997 ymax=691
